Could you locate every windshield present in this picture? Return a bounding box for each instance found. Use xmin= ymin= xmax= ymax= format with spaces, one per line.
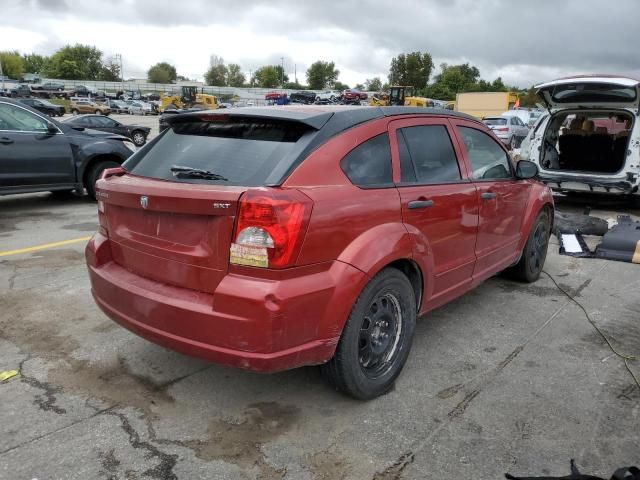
xmin=124 ymin=118 xmax=313 ymax=186
xmin=551 ymin=83 xmax=637 ymax=103
xmin=484 ymin=118 xmax=507 ymax=126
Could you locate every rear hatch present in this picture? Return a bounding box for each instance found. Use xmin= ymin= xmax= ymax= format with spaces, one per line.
xmin=96 ymin=110 xmax=327 ymax=293
xmin=536 ymin=75 xmax=640 ymax=110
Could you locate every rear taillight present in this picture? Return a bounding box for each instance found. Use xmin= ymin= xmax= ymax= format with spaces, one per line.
xmin=230 ymin=189 xmax=312 ymax=269
xmin=496 ymin=127 xmax=509 ymax=132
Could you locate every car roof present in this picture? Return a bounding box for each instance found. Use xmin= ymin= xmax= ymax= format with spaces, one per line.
xmin=166 ymin=105 xmax=480 ymax=131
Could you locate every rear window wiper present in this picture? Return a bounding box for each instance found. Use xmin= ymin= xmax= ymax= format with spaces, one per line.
xmin=170 ymin=165 xmax=228 ymax=181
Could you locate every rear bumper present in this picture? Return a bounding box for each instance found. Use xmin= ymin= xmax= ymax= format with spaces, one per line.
xmin=86 ymin=234 xmax=367 ymax=372
xmin=539 ymin=172 xmax=639 ymax=195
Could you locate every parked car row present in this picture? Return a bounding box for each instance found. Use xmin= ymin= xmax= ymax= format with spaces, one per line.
xmin=63 ymin=114 xmax=151 ymax=146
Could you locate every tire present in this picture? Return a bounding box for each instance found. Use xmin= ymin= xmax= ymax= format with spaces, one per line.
xmin=320 ymin=268 xmax=417 ymax=400
xmin=131 ymin=130 xmax=146 ymax=146
xmin=95 ymin=109 xmax=101 ymax=115
xmin=85 ymin=160 xmax=120 ymax=200
xmin=71 ymin=109 xmax=79 ymax=115
xmin=505 ymin=209 xmax=551 ymax=282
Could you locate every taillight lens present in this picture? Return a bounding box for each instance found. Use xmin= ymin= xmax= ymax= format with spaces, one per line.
xmin=230 ymin=189 xmax=312 ymax=268
xmin=496 ymin=127 xmax=509 ymax=132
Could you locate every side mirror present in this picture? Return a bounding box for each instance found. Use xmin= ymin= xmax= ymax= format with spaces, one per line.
xmin=516 ymin=160 xmax=538 ymax=179
xmin=46 ymin=122 xmax=58 ymax=134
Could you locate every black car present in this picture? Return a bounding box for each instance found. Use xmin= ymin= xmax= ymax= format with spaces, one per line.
xmin=19 ymin=98 xmax=65 ymax=117
xmin=289 ymin=91 xmax=317 ymax=104
xmin=64 ymin=114 xmax=151 ymax=146
xmin=33 ymin=81 xmax=65 ymax=91
xmin=0 ymin=98 xmax=134 ymax=199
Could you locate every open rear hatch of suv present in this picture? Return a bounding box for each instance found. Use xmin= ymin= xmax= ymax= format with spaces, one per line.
xmin=95 ymin=110 xmax=328 ymax=293
xmin=536 ymin=75 xmax=640 ymax=111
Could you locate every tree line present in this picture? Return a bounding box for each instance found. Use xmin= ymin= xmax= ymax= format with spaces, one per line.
xmin=1 ymin=45 xmax=538 ymax=106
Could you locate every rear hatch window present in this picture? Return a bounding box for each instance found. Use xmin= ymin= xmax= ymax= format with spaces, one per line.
xmin=484 ymin=118 xmax=507 ymax=126
xmin=550 ymin=83 xmax=637 ymax=103
xmin=124 ymin=116 xmax=314 ymax=186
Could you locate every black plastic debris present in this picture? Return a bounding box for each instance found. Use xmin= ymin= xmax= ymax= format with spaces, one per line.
xmin=505 ymin=459 xmax=639 ymax=480
xmin=595 ymin=215 xmax=640 ymax=264
xmin=554 ymin=211 xmax=609 ymax=236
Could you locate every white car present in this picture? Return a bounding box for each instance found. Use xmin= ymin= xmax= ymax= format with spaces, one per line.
xmin=502 ymin=109 xmax=544 ymax=127
xmin=519 ymin=75 xmax=639 ymax=201
xmin=315 ymin=90 xmax=341 ymax=102
xmin=127 ymin=101 xmax=154 ymax=116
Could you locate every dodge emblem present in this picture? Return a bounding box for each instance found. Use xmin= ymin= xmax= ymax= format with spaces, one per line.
xmin=140 ymin=196 xmax=149 ymax=209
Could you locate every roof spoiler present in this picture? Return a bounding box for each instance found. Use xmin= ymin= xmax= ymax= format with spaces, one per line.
xmin=164 ymin=108 xmax=334 ymax=130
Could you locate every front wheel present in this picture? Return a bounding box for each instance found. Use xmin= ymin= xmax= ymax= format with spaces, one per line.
xmin=505 ymin=209 xmax=551 ymax=282
xmin=320 ymin=268 xmax=416 ymax=400
xmin=85 ymin=160 xmax=120 ymax=200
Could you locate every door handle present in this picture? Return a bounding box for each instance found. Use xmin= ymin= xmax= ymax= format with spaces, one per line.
xmin=408 ymin=199 xmax=434 ymax=209
xmin=0 ymin=137 xmax=14 ymax=145
xmin=480 ymin=192 xmax=497 ymax=200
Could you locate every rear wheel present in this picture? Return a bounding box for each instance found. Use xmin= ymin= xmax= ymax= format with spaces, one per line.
xmin=71 ymin=109 xmax=79 ymax=115
xmin=321 ymin=268 xmax=416 ymax=400
xmin=506 ymin=210 xmax=551 ymax=282
xmin=85 ymin=160 xmax=120 ymax=200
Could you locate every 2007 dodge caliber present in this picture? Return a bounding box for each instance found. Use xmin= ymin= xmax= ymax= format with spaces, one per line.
xmin=86 ymin=106 xmax=553 ymax=399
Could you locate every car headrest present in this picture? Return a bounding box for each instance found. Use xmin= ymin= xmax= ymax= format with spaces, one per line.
xmin=582 ymin=120 xmax=595 ymax=133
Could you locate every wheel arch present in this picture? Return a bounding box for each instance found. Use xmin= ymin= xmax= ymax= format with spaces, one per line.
xmin=80 ymin=153 xmax=126 ymax=188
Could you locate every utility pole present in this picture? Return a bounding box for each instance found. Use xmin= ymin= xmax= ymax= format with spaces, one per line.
xmin=0 ymin=59 xmax=4 ymax=91
xmin=280 ymin=57 xmax=284 ymax=87
xmin=294 ymin=64 xmax=297 ymax=84
xmin=249 ymin=69 xmax=252 ymax=87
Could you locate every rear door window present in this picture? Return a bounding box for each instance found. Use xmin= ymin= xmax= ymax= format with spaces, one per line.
xmin=340 ymin=133 xmax=393 ymax=187
xmin=124 ymin=117 xmax=313 ymax=186
xmin=397 ymin=125 xmax=461 ymax=184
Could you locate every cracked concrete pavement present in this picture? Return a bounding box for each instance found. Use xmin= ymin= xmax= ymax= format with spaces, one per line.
xmin=0 ymin=191 xmax=638 ymax=479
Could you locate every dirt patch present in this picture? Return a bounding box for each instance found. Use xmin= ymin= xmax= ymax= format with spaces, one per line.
xmin=305 ymin=448 xmax=350 ymax=480
xmin=436 ymin=383 xmax=462 ymax=400
xmin=1 ymin=249 xmax=85 ymax=270
xmin=183 ymin=402 xmax=299 ymax=468
xmin=62 ymin=222 xmax=98 ymax=232
xmin=0 ymin=211 xmax=67 ymax=233
xmin=1 ymin=289 xmax=175 ymax=416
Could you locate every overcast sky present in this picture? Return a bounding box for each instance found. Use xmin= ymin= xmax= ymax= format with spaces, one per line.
xmin=2 ymin=0 xmax=639 ymax=87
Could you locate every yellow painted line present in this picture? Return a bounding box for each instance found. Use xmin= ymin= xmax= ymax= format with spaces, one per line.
xmin=0 ymin=236 xmax=92 ymax=258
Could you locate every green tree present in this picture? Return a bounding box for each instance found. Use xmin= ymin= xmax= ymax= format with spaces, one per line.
xmin=0 ymin=51 xmax=25 ymax=79
xmin=252 ymin=65 xmax=287 ymax=88
xmin=364 ymin=77 xmax=383 ymax=91
xmin=205 ymin=64 xmax=228 ymax=86
xmin=22 ymin=53 xmax=47 ymax=73
xmin=519 ymin=86 xmax=539 ymax=108
xmin=354 ymin=83 xmax=365 ymax=90
xmin=43 ymin=44 xmax=103 ymax=80
xmin=147 ymin=62 xmax=177 ymax=83
xmin=333 ymin=81 xmax=349 ymax=91
xmin=226 ymin=63 xmax=245 ymax=87
xmin=283 ymin=81 xmax=305 ymax=90
xmin=388 ymin=51 xmax=434 ymax=89
xmin=306 ymin=61 xmax=339 ymax=90
xmin=98 ymin=60 xmax=121 ymax=81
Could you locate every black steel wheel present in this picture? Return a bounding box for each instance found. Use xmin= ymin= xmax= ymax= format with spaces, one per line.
xmin=321 ymin=268 xmax=416 ymax=400
xmin=506 ymin=209 xmax=550 ymax=282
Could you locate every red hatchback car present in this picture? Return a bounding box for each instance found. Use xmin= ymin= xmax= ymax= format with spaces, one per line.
xmin=86 ymin=106 xmax=553 ymax=399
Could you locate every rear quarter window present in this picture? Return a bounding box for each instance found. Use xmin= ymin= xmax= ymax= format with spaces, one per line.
xmin=340 ymin=133 xmax=393 ymax=188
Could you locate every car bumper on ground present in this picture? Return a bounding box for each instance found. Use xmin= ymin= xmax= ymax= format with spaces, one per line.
xmin=86 ymin=233 xmax=367 ymax=372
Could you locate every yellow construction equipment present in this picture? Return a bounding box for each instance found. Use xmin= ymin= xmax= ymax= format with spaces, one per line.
xmin=160 ymin=86 xmax=219 ymax=112
xmin=368 ymin=86 xmax=434 ymax=107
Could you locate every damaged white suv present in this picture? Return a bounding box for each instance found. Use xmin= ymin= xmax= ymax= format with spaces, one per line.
xmin=519 ymin=75 xmax=640 ymax=202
